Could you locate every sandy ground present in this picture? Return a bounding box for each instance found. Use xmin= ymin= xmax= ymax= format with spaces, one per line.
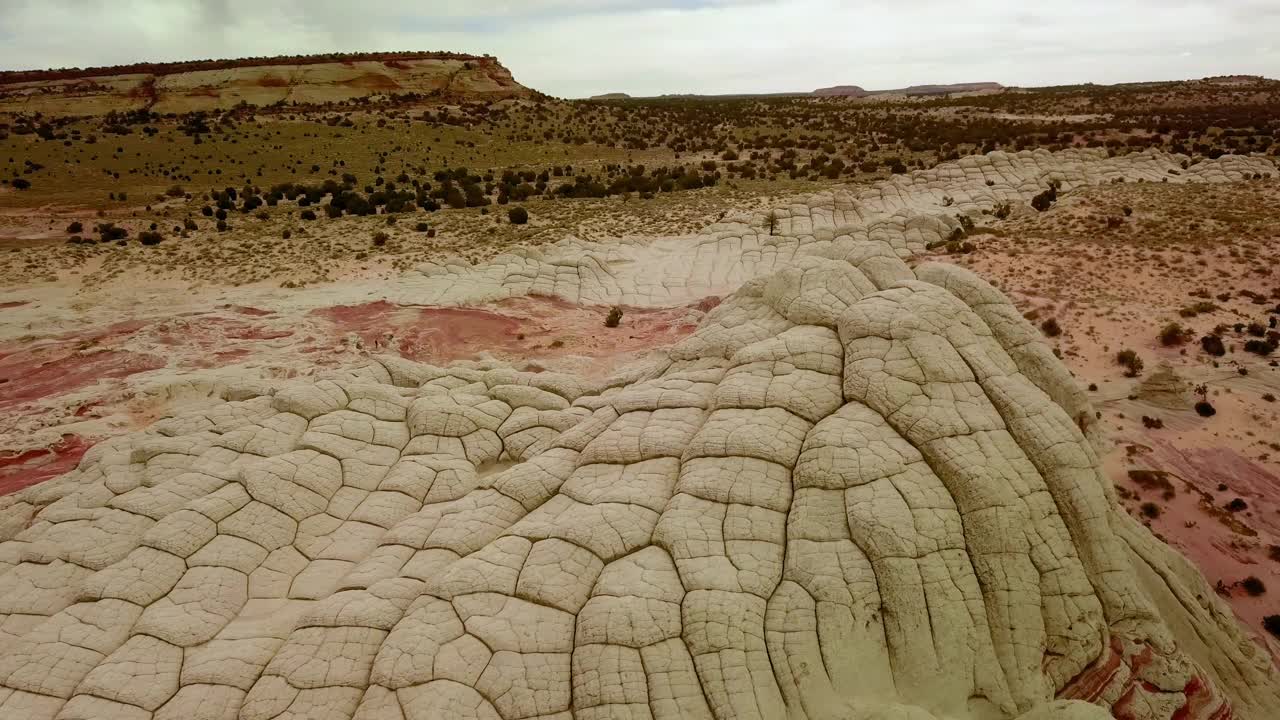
xmin=949 ymin=179 xmax=1280 ymax=655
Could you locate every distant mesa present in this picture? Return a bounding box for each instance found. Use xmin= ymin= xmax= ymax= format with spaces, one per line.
xmin=810 ymin=84 xmax=868 ymax=97
xmin=813 ymin=81 xmax=1004 ymax=97
xmin=589 ymin=92 xmax=632 ymax=100
xmin=0 ymin=51 xmax=534 ymax=116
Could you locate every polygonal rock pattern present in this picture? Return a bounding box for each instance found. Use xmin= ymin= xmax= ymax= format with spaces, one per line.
xmin=390 ymin=148 xmax=1276 ymax=309
xmin=1 ymin=150 xmax=1279 ymax=720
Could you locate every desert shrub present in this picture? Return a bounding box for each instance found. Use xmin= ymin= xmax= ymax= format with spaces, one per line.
xmin=1242 ymin=576 xmax=1267 ymax=596
xmin=165 ymin=184 xmax=185 ymax=197
xmin=201 ymin=206 xmax=213 ymax=216
xmin=372 ymin=231 xmax=389 ymax=247
xmin=604 ymin=306 xmax=623 ymax=328
xmin=1244 ymin=339 xmax=1276 ymax=356
xmin=1030 ymin=184 xmax=1057 ymax=212
xmin=1158 ymin=322 xmax=1190 ymax=346
xmin=1139 ymin=502 xmax=1160 ymax=519
xmin=183 ymin=218 xmax=198 ymax=231
xmin=66 ymin=221 xmax=83 ymax=233
xmin=1264 ymin=615 xmax=1280 ymax=639
xmin=1178 ymin=301 xmax=1218 ymax=318
xmin=1226 ymin=498 xmax=1247 ymax=512
xmin=1122 ymin=206 xmax=1133 ymax=216
xmin=1195 ymin=401 xmax=1216 ymax=417
xmin=139 ymin=231 xmax=162 ymax=246
xmin=1247 ymin=322 xmax=1266 ymax=337
xmin=300 ymin=210 xmax=317 ymax=221
xmin=1040 ymin=318 xmax=1062 ymax=337
xmin=216 ymin=220 xmax=228 ymax=232
xmin=415 ymin=222 xmax=430 ymax=232
xmin=992 ymin=202 xmax=1011 ymax=220
xmin=96 ymin=223 xmax=128 ymax=241
xmin=1200 ymin=334 xmax=1226 ymax=356
xmin=11 ymin=178 xmax=30 ymax=190
xmin=508 ymin=206 xmax=529 ymax=225
xmin=282 ymin=229 xmax=292 ymax=239
xmin=1116 ymin=349 xmax=1144 ymax=377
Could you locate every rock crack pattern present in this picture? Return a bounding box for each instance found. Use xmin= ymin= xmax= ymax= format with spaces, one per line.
xmin=1 ymin=149 xmax=1277 ymax=720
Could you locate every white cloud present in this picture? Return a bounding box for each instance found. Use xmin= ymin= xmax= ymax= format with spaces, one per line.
xmin=0 ymin=0 xmax=1276 ymax=97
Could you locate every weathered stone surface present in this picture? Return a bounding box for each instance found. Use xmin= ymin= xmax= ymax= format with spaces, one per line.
xmin=0 ymin=150 xmax=1277 ymax=720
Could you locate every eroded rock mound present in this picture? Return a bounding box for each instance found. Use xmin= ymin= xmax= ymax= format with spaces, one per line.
xmin=1 ymin=239 xmax=1277 ymax=719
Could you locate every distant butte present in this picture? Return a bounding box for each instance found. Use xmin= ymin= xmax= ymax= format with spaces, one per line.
xmin=813 ymin=81 xmax=1004 ymax=97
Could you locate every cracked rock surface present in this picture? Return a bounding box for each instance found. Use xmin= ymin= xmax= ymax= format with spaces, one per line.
xmin=1 ymin=149 xmax=1278 ymax=720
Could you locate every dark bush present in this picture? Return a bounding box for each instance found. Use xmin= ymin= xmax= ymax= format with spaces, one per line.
xmin=1242 ymin=576 xmax=1267 ymax=596
xmin=372 ymin=231 xmax=388 ymax=247
xmin=508 ymin=206 xmax=529 ymax=225
xmin=300 ymin=210 xmax=317 ymax=221
xmin=1264 ymin=615 xmax=1280 ymax=638
xmin=604 ymin=306 xmax=623 ymax=328
xmin=1116 ymin=349 xmax=1144 ymax=377
xmin=1244 ymin=339 xmax=1276 ymax=356
xmin=66 ymin=221 xmax=83 ymax=233
xmin=1226 ymin=497 xmax=1248 ymax=512
xmin=1040 ymin=318 xmax=1062 ymax=337
xmin=1159 ymin=322 xmax=1190 ymax=346
xmin=12 ymin=178 xmax=31 ymax=190
xmin=96 ymin=223 xmax=128 ymax=241
xmin=1200 ymin=334 xmax=1226 ymax=356
xmin=1030 ymin=189 xmax=1055 ymax=212
xmin=1139 ymin=502 xmax=1161 ymax=519
xmin=1195 ymin=401 xmax=1216 ymax=417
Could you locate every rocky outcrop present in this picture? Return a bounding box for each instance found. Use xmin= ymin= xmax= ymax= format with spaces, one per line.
xmin=0 ymin=149 xmax=1277 ymax=719
xmin=386 ymin=149 xmax=1273 ymax=310
xmin=0 ymin=53 xmax=531 ymax=116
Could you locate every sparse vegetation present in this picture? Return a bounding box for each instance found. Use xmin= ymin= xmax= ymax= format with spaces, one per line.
xmin=604 ymin=306 xmax=623 ymax=328
xmin=1241 ymin=576 xmax=1267 ymax=596
xmin=1158 ymin=322 xmax=1190 ymax=346
xmin=1116 ymin=349 xmax=1144 ymax=377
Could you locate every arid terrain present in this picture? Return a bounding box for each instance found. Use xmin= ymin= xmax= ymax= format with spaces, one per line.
xmin=1 ymin=55 xmax=1279 ymax=720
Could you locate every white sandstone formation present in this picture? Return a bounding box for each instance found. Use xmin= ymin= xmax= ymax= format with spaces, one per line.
xmin=0 ymin=149 xmax=1278 ymax=720
xmin=380 ymin=148 xmax=1274 ymax=309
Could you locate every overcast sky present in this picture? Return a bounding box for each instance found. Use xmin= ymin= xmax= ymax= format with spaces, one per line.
xmin=1 ymin=0 xmax=1277 ymax=98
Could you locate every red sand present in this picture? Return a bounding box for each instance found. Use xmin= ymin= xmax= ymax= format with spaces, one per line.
xmin=0 ymin=433 xmax=91 ymax=495
xmin=0 ymin=293 xmax=707 ymax=499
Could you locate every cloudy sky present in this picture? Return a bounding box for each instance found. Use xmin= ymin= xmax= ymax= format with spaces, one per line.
xmin=1 ymin=0 xmax=1277 ymax=97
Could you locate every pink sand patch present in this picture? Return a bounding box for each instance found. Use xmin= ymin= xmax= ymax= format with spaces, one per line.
xmin=0 ymin=434 xmax=92 ymax=495
xmin=0 ymin=344 xmax=165 ymax=409
xmin=311 ymin=295 xmax=706 ymax=373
